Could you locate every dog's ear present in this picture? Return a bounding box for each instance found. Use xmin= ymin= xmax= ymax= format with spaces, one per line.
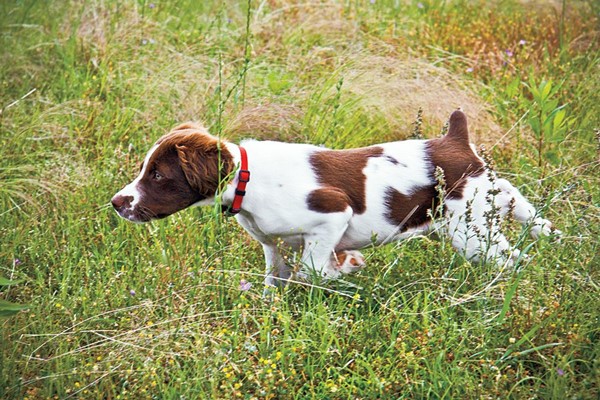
xmin=175 ymin=135 xmax=233 ymax=198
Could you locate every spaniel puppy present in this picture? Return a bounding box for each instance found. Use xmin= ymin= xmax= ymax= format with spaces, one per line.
xmin=112 ymin=111 xmax=557 ymax=287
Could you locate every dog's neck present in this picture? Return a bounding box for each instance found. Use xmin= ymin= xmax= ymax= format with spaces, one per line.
xmin=219 ymin=142 xmax=250 ymax=214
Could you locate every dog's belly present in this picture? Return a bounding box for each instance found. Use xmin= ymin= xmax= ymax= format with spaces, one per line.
xmin=336 ymin=221 xmax=431 ymax=251
xmin=236 ymin=212 xmax=308 ymax=251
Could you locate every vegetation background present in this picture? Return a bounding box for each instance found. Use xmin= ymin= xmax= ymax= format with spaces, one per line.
xmin=1 ymin=0 xmax=598 ymax=398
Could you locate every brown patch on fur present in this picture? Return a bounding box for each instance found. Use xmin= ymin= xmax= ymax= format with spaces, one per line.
xmin=134 ymin=126 xmax=234 ymax=220
xmin=384 ymin=186 xmax=438 ymax=230
xmin=308 ymin=147 xmax=384 ymax=214
xmin=385 ymin=111 xmax=484 ymax=228
xmin=155 ymin=126 xmax=234 ymax=199
xmin=307 ymin=188 xmax=351 ymax=213
xmin=426 ymin=111 xmax=484 ymax=200
xmin=334 ymin=251 xmax=361 ymax=267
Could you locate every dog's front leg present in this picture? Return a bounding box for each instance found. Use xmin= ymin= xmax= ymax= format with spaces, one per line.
xmin=261 ymin=243 xmax=292 ymax=290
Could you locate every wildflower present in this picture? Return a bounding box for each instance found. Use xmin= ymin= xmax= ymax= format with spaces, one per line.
xmin=239 ymin=279 xmax=252 ymax=291
xmin=149 ymin=3 xmax=156 ymax=8
xmin=505 ymin=49 xmax=513 ymax=57
xmin=557 ymin=368 xmax=565 ymax=376
xmin=509 ymin=337 xmax=516 ymax=344
xmin=14 ymin=258 xmax=22 ymax=266
xmin=370 ymin=0 xmax=376 ymax=4
xmin=417 ymin=2 xmax=424 ymax=8
xmin=129 ymin=289 xmax=136 ymax=296
xmin=518 ymin=39 xmax=527 ymax=46
xmin=243 ymin=342 xmax=257 ymax=353
xmin=466 ymin=67 xmax=474 ymax=73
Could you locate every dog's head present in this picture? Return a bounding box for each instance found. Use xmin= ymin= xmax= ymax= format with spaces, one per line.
xmin=111 ymin=123 xmax=233 ymax=223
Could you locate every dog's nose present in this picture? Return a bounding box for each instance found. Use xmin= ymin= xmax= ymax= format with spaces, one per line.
xmin=111 ymin=194 xmax=133 ymax=210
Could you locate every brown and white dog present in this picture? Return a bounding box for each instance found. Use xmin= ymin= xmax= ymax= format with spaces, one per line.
xmin=112 ymin=111 xmax=557 ymax=287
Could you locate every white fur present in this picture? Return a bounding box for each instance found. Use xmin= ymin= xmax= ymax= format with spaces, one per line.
xmin=113 ymin=144 xmax=160 ymax=222
xmin=215 ymin=140 xmax=557 ymax=288
xmin=115 ymin=134 xmax=557 ymax=287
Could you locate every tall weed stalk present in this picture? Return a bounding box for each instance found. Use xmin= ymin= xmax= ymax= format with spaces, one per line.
xmin=523 ymin=76 xmax=570 ymax=179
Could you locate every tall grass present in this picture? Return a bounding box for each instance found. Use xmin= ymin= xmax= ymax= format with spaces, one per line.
xmin=1 ymin=0 xmax=598 ymax=399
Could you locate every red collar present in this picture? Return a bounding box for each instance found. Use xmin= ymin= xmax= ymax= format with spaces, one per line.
xmin=226 ymin=146 xmax=250 ymax=216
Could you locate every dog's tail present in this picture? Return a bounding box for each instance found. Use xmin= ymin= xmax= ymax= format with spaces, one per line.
xmin=445 ymin=109 xmax=470 ymax=144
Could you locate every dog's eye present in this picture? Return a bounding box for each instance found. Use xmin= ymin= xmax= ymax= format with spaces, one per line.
xmin=153 ymin=170 xmax=163 ymax=181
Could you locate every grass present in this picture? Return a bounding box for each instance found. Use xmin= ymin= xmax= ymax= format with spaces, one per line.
xmin=1 ymin=0 xmax=599 ymax=398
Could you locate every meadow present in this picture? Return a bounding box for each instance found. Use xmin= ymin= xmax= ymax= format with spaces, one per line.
xmin=1 ymin=0 xmax=598 ymax=398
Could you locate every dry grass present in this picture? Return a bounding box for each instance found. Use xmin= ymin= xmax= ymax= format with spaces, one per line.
xmin=2 ymin=0 xmax=598 ymax=398
xmin=61 ymin=1 xmax=503 ymax=146
xmin=225 ymin=103 xmax=304 ymax=141
xmin=333 ymin=54 xmax=502 ymax=143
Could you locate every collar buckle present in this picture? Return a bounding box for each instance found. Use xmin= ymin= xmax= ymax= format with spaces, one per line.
xmin=238 ymin=169 xmax=251 ymax=183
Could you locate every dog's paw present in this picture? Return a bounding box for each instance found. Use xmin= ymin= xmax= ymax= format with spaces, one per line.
xmin=333 ymin=250 xmax=366 ymax=274
xmin=531 ymin=218 xmax=561 ymax=242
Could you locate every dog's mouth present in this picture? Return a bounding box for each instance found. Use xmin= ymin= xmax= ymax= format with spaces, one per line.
xmin=115 ymin=207 xmax=173 ymax=223
xmin=114 ymin=207 xmax=153 ymax=224
xmin=113 ymin=196 xmax=199 ymax=224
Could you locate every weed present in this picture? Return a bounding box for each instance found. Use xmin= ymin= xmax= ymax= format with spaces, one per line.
xmin=0 ymin=1 xmax=598 ymax=399
xmin=523 ymin=76 xmax=570 ymax=178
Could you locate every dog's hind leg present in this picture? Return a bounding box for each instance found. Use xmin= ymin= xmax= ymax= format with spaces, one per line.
xmin=495 ymin=179 xmax=559 ymax=239
xmin=444 ymin=175 xmax=521 ymax=266
xmin=447 ymin=213 xmax=518 ymax=266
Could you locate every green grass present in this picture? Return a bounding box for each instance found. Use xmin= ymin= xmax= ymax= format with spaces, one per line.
xmin=1 ymin=0 xmax=599 ymax=399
